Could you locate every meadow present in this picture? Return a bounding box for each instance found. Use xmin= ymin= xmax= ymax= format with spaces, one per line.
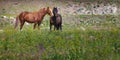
xmin=0 ymin=14 xmax=120 ymax=60
xmin=0 ymin=0 xmax=120 ymax=60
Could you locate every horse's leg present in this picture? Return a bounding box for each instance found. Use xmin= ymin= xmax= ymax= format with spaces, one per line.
xmin=60 ymin=24 xmax=62 ymax=30
xmin=20 ymin=21 xmax=25 ymax=30
xmin=50 ymin=24 xmax=52 ymax=30
xmin=56 ymin=25 xmax=59 ymax=30
xmin=38 ymin=22 xmax=41 ymax=30
xmin=54 ymin=25 xmax=56 ymax=30
xmin=58 ymin=24 xmax=60 ymax=30
xmin=33 ymin=22 xmax=37 ymax=29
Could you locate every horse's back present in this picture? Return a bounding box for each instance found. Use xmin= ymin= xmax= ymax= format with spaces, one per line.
xmin=19 ymin=11 xmax=29 ymax=18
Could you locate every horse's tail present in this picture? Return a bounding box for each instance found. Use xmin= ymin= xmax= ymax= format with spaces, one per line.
xmin=14 ymin=15 xmax=19 ymax=29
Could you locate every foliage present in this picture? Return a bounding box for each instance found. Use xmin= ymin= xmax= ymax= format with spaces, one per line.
xmin=0 ymin=15 xmax=120 ymax=60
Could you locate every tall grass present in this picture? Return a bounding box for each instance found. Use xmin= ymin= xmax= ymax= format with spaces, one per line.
xmin=0 ymin=15 xmax=120 ymax=60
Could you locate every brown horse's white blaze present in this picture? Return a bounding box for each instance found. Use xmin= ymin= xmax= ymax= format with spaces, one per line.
xmin=14 ymin=7 xmax=52 ymax=30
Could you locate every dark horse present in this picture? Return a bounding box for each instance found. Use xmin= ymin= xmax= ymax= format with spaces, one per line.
xmin=14 ymin=7 xmax=52 ymax=30
xmin=50 ymin=7 xmax=62 ymax=30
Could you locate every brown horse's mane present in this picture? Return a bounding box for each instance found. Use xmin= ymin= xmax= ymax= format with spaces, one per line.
xmin=35 ymin=8 xmax=48 ymax=17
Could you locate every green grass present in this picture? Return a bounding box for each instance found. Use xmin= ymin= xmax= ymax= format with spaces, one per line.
xmin=0 ymin=28 xmax=120 ymax=60
xmin=0 ymin=15 xmax=120 ymax=60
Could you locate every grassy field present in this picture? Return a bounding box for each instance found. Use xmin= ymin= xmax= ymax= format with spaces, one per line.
xmin=0 ymin=14 xmax=120 ymax=60
xmin=0 ymin=0 xmax=120 ymax=60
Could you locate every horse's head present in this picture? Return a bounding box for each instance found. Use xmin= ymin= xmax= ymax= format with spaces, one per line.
xmin=45 ymin=7 xmax=52 ymax=16
xmin=53 ymin=7 xmax=58 ymax=16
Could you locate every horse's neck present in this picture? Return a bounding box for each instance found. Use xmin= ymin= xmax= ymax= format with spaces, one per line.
xmin=38 ymin=10 xmax=47 ymax=20
xmin=54 ymin=13 xmax=59 ymax=17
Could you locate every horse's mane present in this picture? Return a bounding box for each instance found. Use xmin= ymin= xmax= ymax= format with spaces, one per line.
xmin=38 ymin=8 xmax=46 ymax=12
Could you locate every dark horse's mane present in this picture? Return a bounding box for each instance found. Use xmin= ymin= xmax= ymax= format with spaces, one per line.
xmin=50 ymin=7 xmax=62 ymax=30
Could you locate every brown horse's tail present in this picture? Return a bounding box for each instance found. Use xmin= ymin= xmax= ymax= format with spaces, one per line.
xmin=14 ymin=15 xmax=19 ymax=29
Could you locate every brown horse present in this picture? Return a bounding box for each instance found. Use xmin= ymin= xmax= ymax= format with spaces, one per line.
xmin=14 ymin=7 xmax=52 ymax=30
